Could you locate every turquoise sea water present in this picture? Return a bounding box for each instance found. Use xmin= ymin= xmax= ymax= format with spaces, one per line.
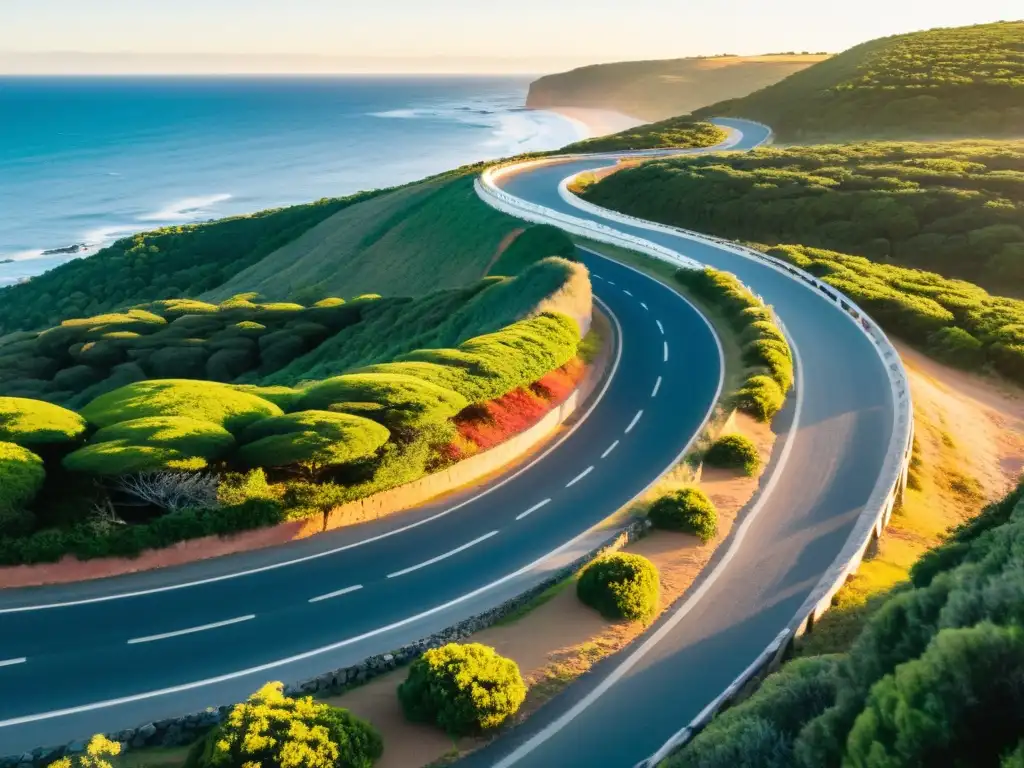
xmin=0 ymin=76 xmax=582 ymax=286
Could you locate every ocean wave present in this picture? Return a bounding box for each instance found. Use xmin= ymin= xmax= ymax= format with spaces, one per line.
xmin=0 ymin=249 xmax=46 ymax=262
xmin=138 ymin=193 xmax=233 ymax=223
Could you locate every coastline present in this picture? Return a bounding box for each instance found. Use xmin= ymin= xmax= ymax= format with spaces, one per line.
xmin=541 ymin=106 xmax=647 ymax=138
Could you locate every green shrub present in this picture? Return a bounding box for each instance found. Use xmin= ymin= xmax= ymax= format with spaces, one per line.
xmin=217 ymin=468 xmax=275 ymax=507
xmin=0 ymin=441 xmax=45 ymax=516
xmin=576 ymin=552 xmax=661 ymax=622
xmin=238 ymin=411 xmax=390 ymax=470
xmin=185 ymin=682 xmax=382 ymax=768
xmin=63 ymin=416 xmax=235 ymax=476
xmin=397 ymin=643 xmax=526 ymax=736
xmin=648 ymin=487 xmax=719 ymax=542
xmin=300 ymin=373 xmax=468 ymax=431
xmin=0 ymin=397 xmax=88 ymax=448
xmin=80 ymin=379 xmax=282 ymax=432
xmin=706 ymin=433 xmax=761 ymax=476
xmin=47 ymin=735 xmax=121 ymax=768
xmin=927 ymin=326 xmax=986 ymax=369
xmin=735 ymin=375 xmax=786 ymax=421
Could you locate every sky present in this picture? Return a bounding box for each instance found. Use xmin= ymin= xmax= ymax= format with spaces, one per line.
xmin=0 ymin=0 xmax=1020 ymax=74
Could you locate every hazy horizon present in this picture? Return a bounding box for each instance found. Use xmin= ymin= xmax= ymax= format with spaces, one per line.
xmin=2 ymin=0 xmax=1020 ymax=75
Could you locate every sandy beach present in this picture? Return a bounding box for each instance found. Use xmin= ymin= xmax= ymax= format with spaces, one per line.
xmin=542 ymin=106 xmax=647 ymax=138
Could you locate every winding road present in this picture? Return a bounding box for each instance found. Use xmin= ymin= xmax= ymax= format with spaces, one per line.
xmin=0 ymin=119 xmax=898 ymax=768
xmin=0 ymin=247 xmax=722 ymax=753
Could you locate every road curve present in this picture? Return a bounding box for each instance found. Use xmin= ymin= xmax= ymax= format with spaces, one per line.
xmin=0 ymin=251 xmax=723 ymax=751
xmin=457 ymin=119 xmax=895 ymax=767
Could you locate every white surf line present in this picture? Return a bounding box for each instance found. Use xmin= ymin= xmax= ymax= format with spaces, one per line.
xmin=640 ymin=302 xmax=649 ymax=311
xmin=386 ymin=531 xmax=498 ymax=579
xmin=652 ymin=377 xmax=662 ymax=399
xmin=0 ymin=259 xmax=719 ymax=732
xmin=516 ymin=499 xmax=552 ymax=521
xmin=308 ymin=584 xmax=364 ymax=604
xmin=490 ymin=304 xmax=808 ymax=768
xmin=656 ymin=320 xmax=665 ymax=335
xmin=601 ymin=440 xmax=620 ymax=459
xmin=0 ymin=302 xmax=626 ymax=615
xmin=663 ymin=341 xmax=670 ymax=362
xmin=625 ymin=410 xmax=644 ymax=434
xmin=0 ymin=658 xmax=26 ymax=668
xmin=565 ymin=466 xmax=595 ymax=488
xmin=127 ymin=615 xmax=255 ymax=645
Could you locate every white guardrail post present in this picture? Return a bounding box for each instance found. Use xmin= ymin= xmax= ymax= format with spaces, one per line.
xmin=475 ymin=131 xmax=913 ymax=767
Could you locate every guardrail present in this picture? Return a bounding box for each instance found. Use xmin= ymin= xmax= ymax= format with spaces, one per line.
xmin=476 ymin=131 xmax=913 ymax=767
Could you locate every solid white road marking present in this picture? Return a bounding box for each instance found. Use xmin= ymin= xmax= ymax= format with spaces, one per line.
xmin=516 ymin=499 xmax=552 ymax=521
xmin=640 ymin=302 xmax=649 ymax=311
xmin=651 ymin=377 xmax=662 ymax=398
xmin=0 ymin=658 xmax=26 ymax=668
xmin=601 ymin=440 xmax=619 ymax=459
xmin=656 ymin=320 xmax=664 ymax=335
xmin=127 ymin=615 xmax=255 ymax=645
xmin=308 ymin=585 xmax=364 ymax=604
xmin=625 ymin=410 xmax=644 ymax=434
xmin=386 ymin=531 xmax=498 ymax=579
xmin=0 ymin=301 xmax=627 ymax=616
xmin=623 ymin=289 xmax=633 ymax=297
xmin=565 ymin=466 xmax=595 ymax=488
xmin=663 ymin=341 xmax=669 ymax=362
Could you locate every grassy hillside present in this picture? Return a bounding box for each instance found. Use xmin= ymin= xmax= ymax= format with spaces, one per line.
xmin=0 ymin=258 xmax=590 ymax=409
xmin=668 ymin=479 xmax=1024 ymax=767
xmin=694 ymin=21 xmax=1024 ymax=140
xmin=0 ymin=193 xmax=381 ymax=336
xmin=580 ymin=141 xmax=1024 ymax=295
xmin=526 ymin=54 xmax=827 ymax=121
xmin=559 ymin=117 xmax=726 ymax=154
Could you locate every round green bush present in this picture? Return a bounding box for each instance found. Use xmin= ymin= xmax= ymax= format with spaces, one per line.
xmin=927 ymin=326 xmax=985 ymax=369
xmin=80 ymin=379 xmax=283 ymax=432
xmin=397 ymin=643 xmax=527 ymax=736
xmin=301 ymin=373 xmax=469 ymax=430
xmin=648 ymin=487 xmax=719 ymax=542
xmin=734 ymin=375 xmax=786 ymax=422
xmin=576 ymin=552 xmax=661 ymax=622
xmin=185 ymin=682 xmax=382 ymax=768
xmin=706 ymin=433 xmax=761 ymax=476
xmin=0 ymin=397 xmax=88 ymax=448
xmin=0 ymin=441 xmax=45 ymax=517
xmin=238 ymin=410 xmax=390 ymax=469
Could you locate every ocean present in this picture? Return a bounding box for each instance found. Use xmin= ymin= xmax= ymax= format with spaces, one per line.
xmin=0 ymin=76 xmax=584 ymax=287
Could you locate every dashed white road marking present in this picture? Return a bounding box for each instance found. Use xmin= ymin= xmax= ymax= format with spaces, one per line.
xmin=640 ymin=302 xmax=649 ymax=311
xmin=652 ymin=377 xmax=662 ymax=398
xmin=308 ymin=585 xmax=364 ymax=604
xmin=566 ymin=466 xmax=595 ymax=488
xmin=592 ymin=274 xmax=604 ymax=281
xmin=656 ymin=320 xmax=664 ymax=335
xmin=601 ymin=440 xmax=620 ymax=459
xmin=128 ymin=615 xmax=255 ymax=645
xmin=516 ymin=499 xmax=552 ymax=521
xmin=607 ymin=280 xmax=616 ymax=286
xmin=623 ymin=289 xmax=633 ymax=297
xmin=625 ymin=410 xmax=644 ymax=434
xmin=0 ymin=658 xmax=26 ymax=668
xmin=386 ymin=531 xmax=498 ymax=579
xmin=663 ymin=341 xmax=669 ymax=362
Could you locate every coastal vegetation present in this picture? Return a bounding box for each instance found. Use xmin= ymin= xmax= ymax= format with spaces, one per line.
xmin=560 ymin=117 xmax=726 ymax=154
xmin=648 ymin=487 xmax=719 ymax=542
xmin=526 ymin=54 xmax=827 ymax=122
xmin=705 ymin=433 xmax=761 ymax=476
xmin=693 ymin=22 xmax=1024 ymax=140
xmin=576 ymin=552 xmax=661 ymax=622
xmin=668 ymin=479 xmax=1024 ymax=768
xmin=580 ymin=141 xmax=1024 ymax=295
xmin=0 ymin=255 xmax=594 ymax=566
xmin=185 ymin=683 xmax=382 ymax=768
xmin=397 ymin=643 xmax=527 ymax=736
